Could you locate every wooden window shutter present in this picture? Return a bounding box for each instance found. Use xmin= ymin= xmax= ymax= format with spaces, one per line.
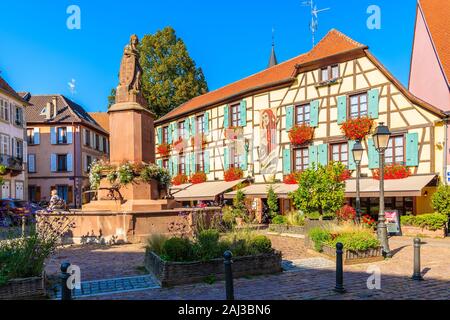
xmin=157 ymin=127 xmax=162 ymax=145
xmin=67 ymin=127 xmax=73 ymax=144
xmin=168 ymin=123 xmax=174 ymax=144
xmin=239 ymin=100 xmax=247 ymax=127
xmin=50 ymin=127 xmax=57 ymax=144
xmin=223 ymin=105 xmax=230 ymax=129
xmin=282 ymin=148 xmax=291 ymax=175
xmin=368 ymin=88 xmax=380 ymax=119
xmin=337 ymin=96 xmax=347 ymax=124
xmin=156 ymin=159 xmax=162 ymax=168
xmin=240 ymin=149 xmax=248 ymax=171
xmin=204 ymin=150 xmax=210 ymax=174
xmin=310 ymin=100 xmax=320 ymax=128
xmin=184 ymin=118 xmax=190 ymax=139
xmin=309 ymin=145 xmax=318 ymax=169
xmin=204 ymin=112 xmax=210 ymax=135
xmin=368 ymin=138 xmax=380 ymax=169
xmin=224 ymin=147 xmax=229 ymax=170
xmin=348 ymin=140 xmax=357 ymax=170
xmin=50 ymin=154 xmax=57 ymax=172
xmin=173 ymin=157 xmax=178 ymax=175
xmin=190 ymin=152 xmax=195 ymax=174
xmin=285 ymin=105 xmax=294 ymax=131
xmin=406 ymin=133 xmax=419 ymax=167
xmin=36 ymin=187 xmax=41 ymax=201
xmin=318 ymin=144 xmax=328 ymax=166
xmin=67 ymin=154 xmax=73 ymax=172
xmin=33 ymin=128 xmax=40 ymax=145
xmin=185 ymin=154 xmax=191 ymax=176
xmin=190 ymin=116 xmax=196 ymax=137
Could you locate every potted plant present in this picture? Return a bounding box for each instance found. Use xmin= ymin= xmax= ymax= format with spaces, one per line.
xmin=340 ymin=117 xmax=374 ymax=141
xmin=288 ymin=124 xmax=314 ymax=146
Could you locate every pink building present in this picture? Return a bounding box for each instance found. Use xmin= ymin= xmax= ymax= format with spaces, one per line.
xmin=409 ymin=0 xmax=450 ymax=174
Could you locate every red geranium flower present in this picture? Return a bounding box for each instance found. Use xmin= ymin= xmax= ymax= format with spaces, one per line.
xmin=340 ymin=117 xmax=374 ymax=141
xmin=224 ymin=167 xmax=244 ymax=182
xmin=157 ymin=143 xmax=171 ymax=157
xmin=172 ymin=174 xmax=188 ymax=186
xmin=373 ymin=164 xmax=411 ymax=180
xmin=283 ymin=172 xmax=302 ymax=185
xmin=336 ymin=205 xmax=356 ymax=221
xmin=338 ymin=169 xmax=352 ymax=182
xmin=190 ymin=172 xmax=207 ymax=184
xmin=288 ymin=124 xmax=315 ymax=146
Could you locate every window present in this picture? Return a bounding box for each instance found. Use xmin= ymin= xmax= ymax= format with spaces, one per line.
xmin=293 ymin=148 xmax=309 ymax=172
xmin=196 ymin=152 xmax=205 ymax=172
xmin=385 ymin=135 xmax=405 ymax=165
xmin=15 ymin=106 xmax=23 ymax=126
xmin=320 ymin=65 xmax=340 ymax=82
xmin=196 ymin=115 xmax=205 ymax=134
xmin=86 ymin=155 xmax=93 ymax=172
xmin=179 ymin=155 xmax=186 ymax=175
xmin=331 ymin=143 xmax=348 ymax=166
xmin=0 ymin=134 xmax=9 ymax=155
xmin=28 ymin=185 xmax=40 ymax=202
xmin=162 ymin=126 xmax=169 ymax=144
xmin=0 ymin=99 xmax=9 ymax=122
xmin=178 ymin=121 xmax=185 ymax=140
xmin=57 ymin=127 xmax=68 ymax=144
xmin=162 ymin=159 xmax=169 ymax=170
xmin=15 ymin=139 xmax=23 ymax=159
xmin=95 ymin=134 xmax=100 ymax=151
xmin=349 ymin=93 xmax=368 ymax=119
xmin=230 ymin=147 xmax=240 ymax=168
xmin=27 ymin=129 xmax=34 ymax=145
xmin=102 ymin=137 xmax=107 ymax=153
xmin=295 ymin=104 xmax=310 ymax=125
xmin=57 ymin=154 xmax=68 ymax=172
xmin=57 ymin=185 xmax=69 ymax=203
xmin=28 ymin=154 xmax=36 ymax=173
xmin=230 ymin=103 xmax=241 ymax=127
xmin=85 ymin=129 xmax=91 ymax=147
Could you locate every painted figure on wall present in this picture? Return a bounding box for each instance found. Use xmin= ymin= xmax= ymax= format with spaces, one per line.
xmin=259 ymin=108 xmax=278 ymax=174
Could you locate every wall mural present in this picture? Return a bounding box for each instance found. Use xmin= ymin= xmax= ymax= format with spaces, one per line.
xmin=259 ymin=108 xmax=278 ymax=174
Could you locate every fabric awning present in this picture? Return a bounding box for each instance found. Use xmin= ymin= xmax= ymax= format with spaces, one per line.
xmin=345 ymin=175 xmax=437 ymax=197
xmin=224 ymin=183 xmax=299 ymax=199
xmin=169 ymin=183 xmax=192 ymax=195
xmin=174 ymin=179 xmax=246 ymax=201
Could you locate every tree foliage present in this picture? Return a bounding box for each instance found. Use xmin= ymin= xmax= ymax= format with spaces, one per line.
xmin=267 ymin=185 xmax=279 ymax=218
xmin=431 ymin=184 xmax=450 ymax=217
xmin=289 ymin=162 xmax=346 ymax=217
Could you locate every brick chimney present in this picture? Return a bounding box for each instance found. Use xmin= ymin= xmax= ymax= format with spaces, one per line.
xmin=45 ymin=102 xmax=52 ymax=120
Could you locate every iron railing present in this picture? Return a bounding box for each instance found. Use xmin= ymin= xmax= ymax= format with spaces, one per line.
xmin=0 ymin=154 xmax=23 ymax=171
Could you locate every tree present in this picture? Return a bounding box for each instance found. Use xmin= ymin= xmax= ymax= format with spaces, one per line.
xmin=107 ymin=88 xmax=116 ymax=109
xmin=289 ymin=162 xmax=346 ymax=218
xmin=431 ymin=184 xmax=450 ymax=217
xmin=267 ymin=185 xmax=279 ymax=218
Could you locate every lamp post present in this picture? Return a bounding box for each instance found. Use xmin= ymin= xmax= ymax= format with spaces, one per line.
xmin=352 ymin=140 xmax=364 ymax=224
xmin=372 ymin=122 xmax=392 ymax=258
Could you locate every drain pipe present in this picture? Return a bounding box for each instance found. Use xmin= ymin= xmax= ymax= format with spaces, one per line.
xmin=444 ymin=113 xmax=449 ymax=186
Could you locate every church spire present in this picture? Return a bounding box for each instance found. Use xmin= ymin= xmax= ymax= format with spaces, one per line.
xmin=268 ymin=28 xmax=278 ymax=68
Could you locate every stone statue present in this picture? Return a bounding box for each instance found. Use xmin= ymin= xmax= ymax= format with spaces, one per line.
xmin=116 ymin=34 xmax=147 ymax=107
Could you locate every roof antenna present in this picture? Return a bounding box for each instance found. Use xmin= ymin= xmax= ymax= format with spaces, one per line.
xmin=302 ymin=0 xmax=330 ymax=48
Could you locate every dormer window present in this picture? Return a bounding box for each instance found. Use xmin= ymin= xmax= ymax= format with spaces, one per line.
xmin=320 ymin=64 xmax=340 ymax=82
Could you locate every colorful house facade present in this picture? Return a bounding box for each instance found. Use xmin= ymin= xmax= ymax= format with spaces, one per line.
xmin=155 ymin=29 xmax=448 ymax=217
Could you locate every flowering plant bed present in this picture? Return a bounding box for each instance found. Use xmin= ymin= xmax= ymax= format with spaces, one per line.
xmin=361 ymin=215 xmax=377 ymax=229
xmin=157 ymin=143 xmax=171 ymax=157
xmin=172 ymin=173 xmax=188 ymax=186
xmin=144 ymin=250 xmax=282 ymax=287
xmin=224 ymin=167 xmax=244 ymax=182
xmin=288 ymin=124 xmax=314 ymax=146
xmin=400 ymin=213 xmax=447 ymax=238
xmin=190 ymin=172 xmax=207 ymax=184
xmin=283 ymin=172 xmax=301 ymax=185
xmin=336 ymin=205 xmax=356 ymax=222
xmin=314 ymin=243 xmax=383 ymax=265
xmin=340 ymin=117 xmax=374 ymax=141
xmin=373 ymin=164 xmax=411 ymax=180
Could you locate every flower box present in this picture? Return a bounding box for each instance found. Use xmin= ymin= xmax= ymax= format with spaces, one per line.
xmin=190 ymin=172 xmax=207 ymax=184
xmin=268 ymin=224 xmax=305 ymax=235
xmin=288 ymin=125 xmax=314 ymax=146
xmin=144 ymin=250 xmax=282 ymax=287
xmin=172 ymin=174 xmax=188 ymax=186
xmin=0 ymin=273 xmax=47 ymax=300
xmin=401 ymin=225 xmax=447 ymax=239
xmin=157 ymin=143 xmax=171 ymax=157
xmin=224 ymin=167 xmax=244 ymax=182
xmin=340 ymin=117 xmax=374 ymax=141
xmin=373 ymin=164 xmax=411 ymax=180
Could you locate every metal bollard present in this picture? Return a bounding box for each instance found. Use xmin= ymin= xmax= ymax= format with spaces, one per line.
xmin=412 ymin=238 xmax=424 ymax=281
xmin=224 ymin=251 xmax=234 ymax=300
xmin=60 ymin=262 xmax=72 ymax=300
xmin=334 ymin=243 xmax=346 ymax=293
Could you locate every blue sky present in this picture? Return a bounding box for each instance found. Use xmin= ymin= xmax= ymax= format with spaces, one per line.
xmin=0 ymin=0 xmax=418 ymax=112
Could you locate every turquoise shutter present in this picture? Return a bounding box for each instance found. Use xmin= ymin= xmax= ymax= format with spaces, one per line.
xmin=157 ymin=159 xmax=162 ymax=168
xmin=190 ymin=116 xmax=196 ymax=137
xmin=240 ymin=149 xmax=248 ymax=171
xmin=157 ymin=127 xmax=162 ymax=145
xmin=337 ymin=96 xmax=347 ymax=124
xmin=191 ymin=152 xmax=196 ymax=173
xmin=173 ymin=157 xmax=179 ymax=175
xmin=368 ymin=89 xmax=380 ymax=119
xmin=283 ymin=148 xmax=291 ymax=175
xmin=184 ymin=118 xmax=190 ymax=139
xmin=406 ymin=133 xmax=419 ymax=167
xmin=168 ymin=124 xmax=173 ymax=144
xmin=204 ymin=150 xmax=210 ymax=174
xmin=286 ymin=105 xmax=294 ymax=131
xmin=310 ymin=100 xmax=320 ymax=127
xmin=318 ymin=144 xmax=328 ymax=166
xmin=240 ymin=100 xmax=247 ymax=127
xmin=309 ymin=145 xmax=318 ymax=169
xmin=348 ymin=140 xmax=357 ymax=170
xmin=224 ymin=147 xmax=229 ymax=170
xmin=168 ymin=158 xmax=172 ymax=176
xmin=172 ymin=123 xmax=178 ymax=142
xmin=186 ymin=154 xmax=191 ymax=176
xmin=204 ymin=111 xmax=210 ymax=135
xmin=224 ymin=105 xmax=230 ymax=128
xmin=368 ymin=138 xmax=380 ymax=169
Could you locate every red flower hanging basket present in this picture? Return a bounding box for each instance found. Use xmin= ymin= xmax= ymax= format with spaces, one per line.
xmin=340 ymin=117 xmax=374 ymax=141
xmin=283 ymin=172 xmax=302 ymax=185
xmin=157 ymin=143 xmax=171 ymax=157
xmin=288 ymin=124 xmax=315 ymax=146
xmin=373 ymin=164 xmax=411 ymax=180
xmin=190 ymin=172 xmax=207 ymax=184
xmin=172 ymin=174 xmax=188 ymax=186
xmin=224 ymin=167 xmax=244 ymax=182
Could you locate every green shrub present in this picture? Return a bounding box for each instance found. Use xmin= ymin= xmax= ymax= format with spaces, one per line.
xmin=196 ymin=230 xmax=221 ymax=261
xmin=162 ymin=237 xmax=194 ymax=262
xmin=146 ymin=234 xmax=168 ymax=255
xmin=327 ymin=232 xmax=380 ymax=251
xmin=285 ymin=211 xmax=305 ymax=226
xmin=401 ymin=213 xmax=447 ymax=231
xmin=431 ymin=184 xmax=450 ymax=217
xmin=222 ymin=206 xmax=236 ymax=227
xmin=248 ymin=235 xmax=272 ymax=254
xmin=400 ymin=215 xmax=415 ymax=226
xmin=267 ymin=185 xmax=279 ymax=218
xmin=272 ymin=215 xmax=287 ymax=225
xmin=308 ymin=228 xmax=331 ymax=252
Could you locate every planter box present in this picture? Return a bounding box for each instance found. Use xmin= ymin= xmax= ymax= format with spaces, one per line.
xmin=145 ymin=250 xmax=282 ymax=287
xmin=401 ymin=225 xmax=447 ymax=239
xmin=305 ymin=237 xmax=383 ymax=265
xmin=0 ymin=273 xmax=46 ymax=300
xmin=268 ymin=224 xmax=305 ymax=235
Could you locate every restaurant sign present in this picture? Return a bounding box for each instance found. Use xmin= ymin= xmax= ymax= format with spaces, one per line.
xmin=385 ymin=210 xmax=401 ymax=236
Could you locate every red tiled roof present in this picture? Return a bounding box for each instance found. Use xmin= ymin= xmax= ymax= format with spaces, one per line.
xmin=89 ymin=112 xmax=110 ymax=133
xmin=157 ymin=29 xmax=366 ymax=123
xmin=419 ymin=0 xmax=450 ymax=83
xmin=0 ymin=76 xmax=29 ymax=104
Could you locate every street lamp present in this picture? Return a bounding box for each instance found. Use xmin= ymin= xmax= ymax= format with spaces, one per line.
xmin=372 ymin=122 xmax=392 ymax=258
xmin=352 ymin=140 xmax=364 ymax=224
